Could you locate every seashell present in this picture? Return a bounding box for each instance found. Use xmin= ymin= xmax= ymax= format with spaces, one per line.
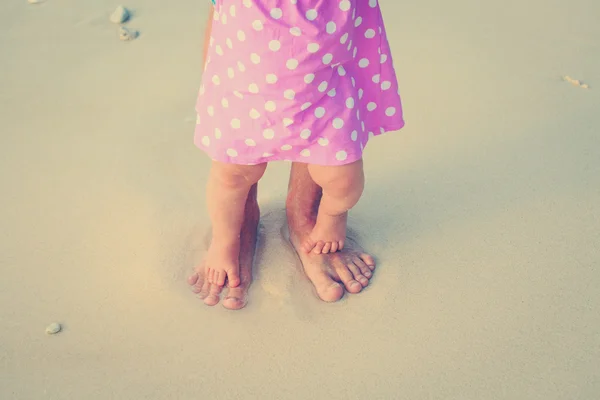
xmin=45 ymin=322 xmax=62 ymax=335
xmin=119 ymin=26 xmax=138 ymax=41
xmin=110 ymin=5 xmax=130 ymax=24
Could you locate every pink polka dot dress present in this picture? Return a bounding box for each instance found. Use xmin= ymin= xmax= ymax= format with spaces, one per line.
xmin=195 ymin=0 xmax=405 ymax=166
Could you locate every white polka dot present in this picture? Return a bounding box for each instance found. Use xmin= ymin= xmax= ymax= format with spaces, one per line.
xmin=270 ymin=8 xmax=282 ymax=19
xmin=300 ymin=149 xmax=311 ymax=157
xmin=385 ymin=107 xmax=397 ymax=116
xmin=248 ymin=83 xmax=259 ymax=93
xmin=262 ymin=152 xmax=273 ymax=157
xmin=286 ymin=59 xmax=299 ymax=70
xmin=283 ymin=118 xmax=294 ymax=127
xmin=369 ymin=0 xmax=378 ymax=7
xmin=347 ymin=39 xmax=353 ymax=51
xmin=249 ymin=108 xmax=260 ymax=119
xmin=380 ymin=54 xmax=388 ymax=63
xmin=233 ymin=90 xmax=243 ymax=99
xmin=226 ymin=38 xmax=233 ymax=49
xmin=322 ymin=53 xmax=333 ymax=65
xmin=333 ymin=118 xmax=344 ymax=129
xmin=290 ymin=27 xmax=302 ymax=36
xmin=351 ymin=130 xmax=358 ymax=141
xmin=214 ymin=128 xmax=222 ymax=138
xmin=215 ymin=45 xmax=224 ymax=56
xmin=346 ymin=97 xmax=355 ymax=108
xmin=212 ymin=75 xmax=220 ymax=85
xmin=304 ymin=73 xmax=315 ymax=84
xmin=227 ymin=68 xmax=235 ymax=79
xmin=326 ymin=21 xmax=337 ymax=34
xmin=372 ymin=74 xmax=381 ymax=83
xmin=263 ymin=129 xmax=275 ymax=139
xmin=336 ymin=151 xmax=348 ymax=161
xmin=237 ymin=61 xmax=246 ymax=72
xmin=230 ymin=5 xmax=236 ymax=16
xmin=284 ymin=89 xmax=296 ymax=100
xmin=231 ymin=119 xmax=241 ymax=129
xmin=201 ymin=136 xmax=210 ymax=146
xmin=340 ymin=33 xmax=349 ymax=44
xmin=365 ymin=29 xmax=376 ymax=38
xmin=315 ymin=107 xmax=326 ymax=118
xmin=355 ymin=16 xmax=363 ymax=27
xmin=338 ymin=66 xmax=346 ymax=76
xmin=207 ymin=106 xmax=214 ymax=116
xmin=353 ymin=47 xmax=358 ymax=58
xmin=265 ymin=101 xmax=276 ymax=112
xmin=367 ymin=102 xmax=377 ymax=111
xmin=318 ymin=81 xmax=328 ymax=92
xmin=243 ymin=0 xmax=252 ymax=7
xmin=340 ymin=0 xmax=351 ymax=11
xmin=300 ymin=129 xmax=311 ymax=139
xmin=227 ymin=149 xmax=238 ymax=157
xmin=245 ymin=139 xmax=256 ymax=147
xmin=359 ymin=58 xmax=369 ymax=68
xmin=361 ymin=121 xmax=366 ymax=132
xmin=199 ymin=85 xmax=205 ymax=95
xmin=266 ymin=73 xmax=278 ymax=84
xmin=351 ymin=77 xmax=356 ymax=87
xmin=269 ymin=40 xmax=281 ymax=51
xmin=306 ymin=9 xmax=318 ymax=20
xmin=221 ymin=13 xmax=227 ymax=24
xmin=250 ymin=53 xmax=261 ymax=64
xmin=252 ymin=20 xmax=263 ymax=31
xmin=195 ymin=114 xmax=201 ymax=124
xmin=307 ymin=43 xmax=320 ymax=53
xmin=318 ymin=138 xmax=329 ymax=146
xmin=327 ymin=88 xmax=337 ymax=97
xmin=358 ymin=88 xmax=364 ymax=99
xmin=281 ymin=144 xmax=293 ymax=151
xmin=381 ymin=81 xmax=392 ymax=90
xmin=301 ymin=102 xmax=312 ymax=111
xmin=221 ymin=98 xmax=229 ymax=108
xmin=237 ymin=29 xmax=246 ymax=41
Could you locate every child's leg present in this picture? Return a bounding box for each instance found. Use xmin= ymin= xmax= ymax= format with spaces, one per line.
xmin=206 ymin=161 xmax=266 ymax=287
xmin=304 ymin=159 xmax=365 ymax=254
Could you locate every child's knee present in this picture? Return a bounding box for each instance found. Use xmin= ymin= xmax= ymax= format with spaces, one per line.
xmin=211 ymin=162 xmax=267 ymax=189
xmin=308 ymin=160 xmax=364 ymax=199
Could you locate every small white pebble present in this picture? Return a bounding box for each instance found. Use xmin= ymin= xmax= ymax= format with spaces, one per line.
xmin=119 ymin=26 xmax=138 ymax=41
xmin=110 ymin=5 xmax=130 ymax=24
xmin=28 ymin=0 xmax=46 ymax=3
xmin=45 ymin=322 xmax=61 ymax=335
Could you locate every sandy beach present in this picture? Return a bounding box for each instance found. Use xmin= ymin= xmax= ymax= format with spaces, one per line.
xmin=1 ymin=0 xmax=599 ymax=398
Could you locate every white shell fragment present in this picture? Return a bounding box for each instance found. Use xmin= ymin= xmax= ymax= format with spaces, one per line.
xmin=28 ymin=0 xmax=46 ymax=4
xmin=110 ymin=5 xmax=130 ymax=24
xmin=119 ymin=26 xmax=138 ymax=41
xmin=563 ymin=75 xmax=590 ymax=89
xmin=45 ymin=322 xmax=62 ymax=335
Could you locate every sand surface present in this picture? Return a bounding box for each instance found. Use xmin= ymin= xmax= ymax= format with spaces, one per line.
xmin=1 ymin=0 xmax=599 ymax=398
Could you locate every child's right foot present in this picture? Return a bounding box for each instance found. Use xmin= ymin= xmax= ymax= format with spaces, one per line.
xmin=302 ymin=212 xmax=348 ymax=254
xmin=204 ymin=238 xmax=241 ymax=287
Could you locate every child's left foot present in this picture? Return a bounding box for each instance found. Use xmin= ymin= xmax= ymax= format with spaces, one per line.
xmin=303 ymin=212 xmax=347 ymax=254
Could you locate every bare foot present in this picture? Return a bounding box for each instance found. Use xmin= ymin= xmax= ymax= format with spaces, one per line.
xmin=288 ymin=213 xmax=375 ymax=302
xmin=204 ymin=239 xmax=241 ymax=288
xmin=302 ymin=212 xmax=348 ymax=254
xmin=188 ymin=184 xmax=259 ymax=310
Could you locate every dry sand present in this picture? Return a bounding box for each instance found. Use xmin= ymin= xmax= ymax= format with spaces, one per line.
xmin=1 ymin=0 xmax=599 ymax=398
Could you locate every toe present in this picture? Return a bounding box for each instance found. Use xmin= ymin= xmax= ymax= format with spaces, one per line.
xmin=207 ymin=268 xmax=215 ymax=284
xmin=339 ymin=240 xmax=345 ymax=250
xmin=303 ymin=238 xmax=315 ymax=254
xmin=203 ymin=283 xmax=222 ymax=306
xmin=347 ymin=262 xmax=369 ymax=288
xmin=188 ymin=272 xmax=204 ymax=294
xmin=216 ymin=270 xmax=226 ymax=287
xmin=359 ymin=253 xmax=376 ymax=270
xmin=227 ymin=269 xmax=241 ymax=288
xmin=330 ymin=241 xmax=339 ymax=253
xmin=313 ymin=241 xmax=325 ymax=255
xmin=322 ymin=242 xmax=332 ymax=254
xmin=353 ymin=256 xmax=373 ymax=278
xmin=336 ymin=266 xmax=363 ymax=294
xmin=222 ymin=287 xmax=248 ymax=310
